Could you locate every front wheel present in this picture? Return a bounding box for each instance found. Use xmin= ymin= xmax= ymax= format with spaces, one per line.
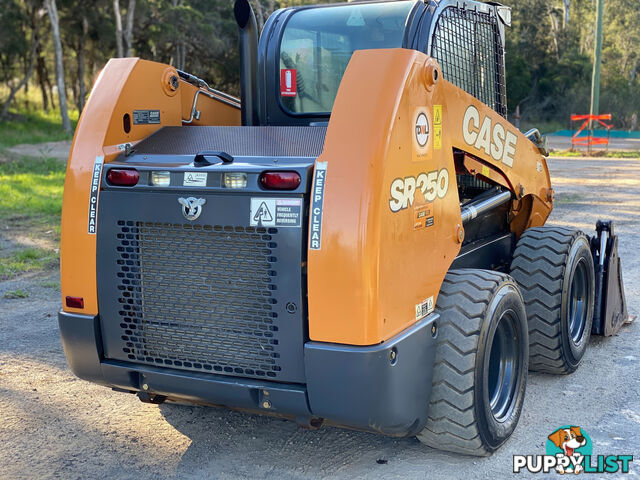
xmin=417 ymin=269 xmax=529 ymax=456
xmin=510 ymin=227 xmax=595 ymax=374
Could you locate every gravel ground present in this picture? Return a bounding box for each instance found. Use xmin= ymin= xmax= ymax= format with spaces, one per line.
xmin=1 ymin=157 xmax=639 ymax=480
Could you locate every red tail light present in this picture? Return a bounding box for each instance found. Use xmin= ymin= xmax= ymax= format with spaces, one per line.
xmin=107 ymin=168 xmax=139 ymax=186
xmin=65 ymin=296 xmax=84 ymax=309
xmin=260 ymin=171 xmax=301 ymax=190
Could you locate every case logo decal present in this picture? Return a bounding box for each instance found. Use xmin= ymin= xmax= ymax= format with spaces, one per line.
xmin=463 ymin=105 xmax=517 ymax=167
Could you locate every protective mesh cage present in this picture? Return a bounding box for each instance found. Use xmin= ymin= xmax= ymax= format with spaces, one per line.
xmin=431 ymin=7 xmax=507 ymax=117
xmin=114 ymin=220 xmax=284 ymax=379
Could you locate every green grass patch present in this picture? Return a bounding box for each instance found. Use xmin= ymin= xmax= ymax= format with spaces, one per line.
xmin=0 ymin=109 xmax=77 ymax=148
xmin=0 ymin=155 xmax=64 ymax=280
xmin=0 ymin=155 xmax=65 ymax=231
xmin=3 ymin=288 xmax=29 ymax=299
xmin=549 ymin=150 xmax=640 ymax=159
xmin=40 ymin=280 xmax=60 ymax=289
xmin=0 ymin=247 xmax=59 ymax=280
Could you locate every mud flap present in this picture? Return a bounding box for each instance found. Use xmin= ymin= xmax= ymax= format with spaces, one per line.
xmin=590 ymin=220 xmax=628 ymax=336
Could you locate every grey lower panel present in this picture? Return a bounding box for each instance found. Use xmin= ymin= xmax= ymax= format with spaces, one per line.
xmin=304 ymin=314 xmax=439 ymax=436
xmin=59 ymin=310 xmax=439 ymax=436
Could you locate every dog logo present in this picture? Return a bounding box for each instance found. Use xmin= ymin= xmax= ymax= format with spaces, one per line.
xmin=547 ymin=426 xmax=590 ymax=474
xmin=513 ymin=424 xmax=633 ymax=475
xmin=178 ymin=197 xmax=206 ymax=221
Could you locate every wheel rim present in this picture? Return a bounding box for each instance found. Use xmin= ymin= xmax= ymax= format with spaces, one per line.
xmin=568 ymin=258 xmax=588 ymax=344
xmin=487 ymin=310 xmax=520 ymax=421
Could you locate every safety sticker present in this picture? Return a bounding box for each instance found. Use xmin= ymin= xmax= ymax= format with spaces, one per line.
xmin=414 ymin=203 xmax=434 ymax=230
xmin=433 ymin=104 xmax=442 ymax=150
xmin=481 ymin=165 xmax=491 ymax=178
xmin=309 ymin=162 xmax=328 ymax=250
xmin=415 ymin=296 xmax=435 ymax=321
xmin=280 ymin=69 xmax=297 ymax=97
xmin=183 ymin=172 xmax=208 ymax=187
xmin=88 ymin=156 xmax=104 ymax=234
xmin=133 ymin=109 xmax=160 ymax=125
xmin=250 ymin=198 xmax=302 ymax=228
xmin=415 ymin=111 xmax=430 ymax=148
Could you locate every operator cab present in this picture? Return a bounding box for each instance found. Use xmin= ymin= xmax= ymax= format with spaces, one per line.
xmin=251 ymin=0 xmax=510 ymax=126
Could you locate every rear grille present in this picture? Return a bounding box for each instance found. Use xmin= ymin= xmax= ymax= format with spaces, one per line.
xmin=115 ymin=220 xmax=283 ymax=379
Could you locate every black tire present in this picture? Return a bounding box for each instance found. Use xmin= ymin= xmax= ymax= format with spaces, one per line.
xmin=510 ymin=227 xmax=595 ymax=374
xmin=417 ymin=270 xmax=529 ymax=456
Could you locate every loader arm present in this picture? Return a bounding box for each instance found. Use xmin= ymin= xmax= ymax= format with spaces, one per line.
xmin=308 ymin=48 xmax=553 ymax=345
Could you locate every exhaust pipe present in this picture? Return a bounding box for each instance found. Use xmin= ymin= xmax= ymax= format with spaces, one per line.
xmin=234 ymin=0 xmax=259 ymax=126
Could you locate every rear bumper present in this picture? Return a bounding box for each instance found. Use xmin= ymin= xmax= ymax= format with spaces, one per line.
xmin=59 ymin=310 xmax=438 ymax=436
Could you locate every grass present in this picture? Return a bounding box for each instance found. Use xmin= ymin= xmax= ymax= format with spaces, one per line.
xmin=0 ymin=247 xmax=59 ymax=280
xmin=3 ymin=288 xmax=29 ymax=299
xmin=0 ymin=155 xmax=65 ymax=230
xmin=0 ymin=87 xmax=78 ymax=148
xmin=549 ymin=149 xmax=640 ymax=158
xmin=0 ymin=155 xmax=65 ymax=280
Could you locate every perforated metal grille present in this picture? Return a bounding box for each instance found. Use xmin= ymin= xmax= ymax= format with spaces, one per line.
xmin=431 ymin=7 xmax=507 ymax=117
xmin=115 ymin=220 xmax=282 ymax=379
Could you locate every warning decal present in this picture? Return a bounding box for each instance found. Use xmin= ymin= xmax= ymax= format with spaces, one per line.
xmin=413 ymin=203 xmax=434 ymax=230
xmin=88 ymin=156 xmax=104 ymax=234
xmin=309 ymin=162 xmax=327 ymax=250
xmin=433 ymin=104 xmax=442 ymax=150
xmin=250 ymin=198 xmax=302 ymax=228
xmin=415 ymin=296 xmax=435 ymax=321
xmin=183 ymin=172 xmax=208 ymax=187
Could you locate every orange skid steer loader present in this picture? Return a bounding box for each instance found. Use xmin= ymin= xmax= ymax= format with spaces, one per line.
xmin=58 ymin=0 xmax=627 ymax=455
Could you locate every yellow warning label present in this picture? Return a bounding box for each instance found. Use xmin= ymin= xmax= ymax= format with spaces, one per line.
xmin=434 ymin=105 xmax=442 ymax=125
xmin=481 ymin=165 xmax=490 ymax=178
xmin=434 ymin=124 xmax=442 ymax=150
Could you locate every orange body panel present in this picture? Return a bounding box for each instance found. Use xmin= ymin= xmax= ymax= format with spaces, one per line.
xmin=307 ymin=49 xmax=552 ymax=345
xmin=60 ymin=58 xmax=240 ymax=314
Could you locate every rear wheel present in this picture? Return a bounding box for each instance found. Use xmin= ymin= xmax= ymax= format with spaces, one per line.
xmin=510 ymin=227 xmax=595 ymax=374
xmin=417 ymin=270 xmax=529 ymax=456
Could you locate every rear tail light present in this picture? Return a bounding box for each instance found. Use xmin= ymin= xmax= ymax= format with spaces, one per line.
xmin=65 ymin=296 xmax=84 ymax=309
xmin=107 ymin=168 xmax=139 ymax=186
xmin=260 ymin=171 xmax=301 ymax=190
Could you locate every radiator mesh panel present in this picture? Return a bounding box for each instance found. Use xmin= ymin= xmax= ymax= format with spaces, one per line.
xmin=115 ymin=220 xmax=282 ymax=379
xmin=431 ymin=7 xmax=507 ymax=117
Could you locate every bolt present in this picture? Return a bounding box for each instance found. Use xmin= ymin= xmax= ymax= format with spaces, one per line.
xmin=262 ymin=390 xmax=270 ymax=396
xmin=286 ymin=302 xmax=297 ymax=314
xmin=169 ymin=75 xmax=179 ymax=90
xmin=142 ymin=383 xmax=149 ymax=391
xmin=431 ymin=324 xmax=437 ymax=337
xmin=262 ymin=400 xmax=272 ymax=409
xmin=389 ymin=349 xmax=397 ymax=363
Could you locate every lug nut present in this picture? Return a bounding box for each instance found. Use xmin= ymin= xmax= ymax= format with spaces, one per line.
xmin=142 ymin=383 xmax=149 ymax=391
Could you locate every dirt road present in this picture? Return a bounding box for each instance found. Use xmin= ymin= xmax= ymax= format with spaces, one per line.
xmin=1 ymin=157 xmax=638 ymax=479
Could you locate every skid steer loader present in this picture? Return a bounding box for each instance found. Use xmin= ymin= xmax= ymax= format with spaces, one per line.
xmin=58 ymin=0 xmax=628 ymax=455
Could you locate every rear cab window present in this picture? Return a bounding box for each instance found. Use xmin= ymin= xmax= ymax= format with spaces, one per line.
xmin=279 ymin=1 xmax=414 ymax=115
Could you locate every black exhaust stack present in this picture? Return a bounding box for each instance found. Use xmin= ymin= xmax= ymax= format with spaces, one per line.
xmin=234 ymin=0 xmax=259 ymax=126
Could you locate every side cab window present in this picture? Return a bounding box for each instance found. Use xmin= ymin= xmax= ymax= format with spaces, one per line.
xmin=430 ymin=6 xmax=507 ymax=117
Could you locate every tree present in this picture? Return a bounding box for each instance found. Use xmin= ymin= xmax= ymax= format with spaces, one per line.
xmin=113 ymin=0 xmax=124 ymax=57
xmin=44 ymin=0 xmax=71 ymax=133
xmin=124 ymin=0 xmax=136 ymax=56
